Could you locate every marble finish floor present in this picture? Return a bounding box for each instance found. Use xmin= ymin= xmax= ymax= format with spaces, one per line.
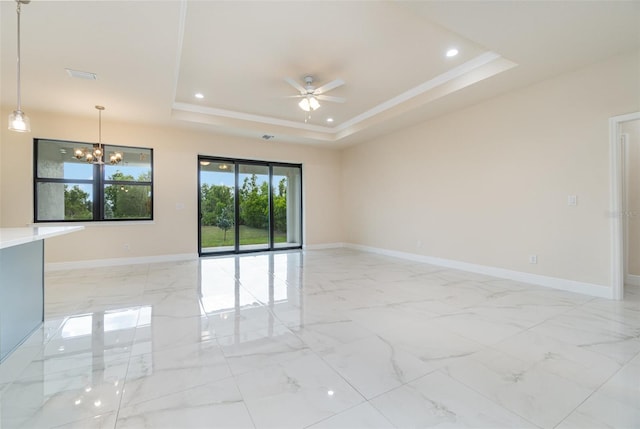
xmin=0 ymin=249 xmax=639 ymax=428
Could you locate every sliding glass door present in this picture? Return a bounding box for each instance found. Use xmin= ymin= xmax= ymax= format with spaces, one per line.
xmin=238 ymin=163 xmax=270 ymax=252
xmin=272 ymin=165 xmax=302 ymax=248
xmin=199 ymin=157 xmax=302 ymax=255
xmin=199 ymin=160 xmax=236 ymax=253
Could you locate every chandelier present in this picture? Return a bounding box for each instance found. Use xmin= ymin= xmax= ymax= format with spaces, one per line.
xmin=74 ymin=106 xmax=123 ymax=165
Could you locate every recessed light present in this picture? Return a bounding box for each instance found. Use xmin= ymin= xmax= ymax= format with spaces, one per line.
xmin=326 ymin=118 xmax=334 ymax=123
xmin=446 ymin=48 xmax=459 ymax=58
xmin=195 ymin=93 xmax=204 ymax=99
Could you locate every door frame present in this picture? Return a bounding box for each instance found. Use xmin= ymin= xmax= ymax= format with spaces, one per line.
xmin=610 ymin=111 xmax=640 ymax=300
xmin=197 ymin=156 xmax=303 ymax=256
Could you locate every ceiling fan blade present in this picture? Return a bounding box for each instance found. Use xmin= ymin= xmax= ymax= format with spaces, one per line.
xmin=282 ymin=95 xmax=305 ymax=99
xmin=314 ymin=78 xmax=344 ymax=94
xmin=316 ymin=95 xmax=346 ymax=103
xmin=284 ymin=77 xmax=306 ymax=94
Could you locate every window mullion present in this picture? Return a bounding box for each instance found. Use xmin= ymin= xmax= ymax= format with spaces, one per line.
xmin=95 ymin=162 xmax=102 ymax=220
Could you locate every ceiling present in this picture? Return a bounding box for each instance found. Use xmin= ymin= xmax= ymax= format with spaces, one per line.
xmin=1 ymin=1 xmax=639 ymax=147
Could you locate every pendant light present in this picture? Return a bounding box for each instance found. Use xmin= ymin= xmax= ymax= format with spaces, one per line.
xmin=8 ymin=0 xmax=31 ymax=132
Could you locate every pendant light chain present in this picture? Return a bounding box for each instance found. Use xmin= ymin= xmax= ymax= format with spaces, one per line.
xmin=16 ymin=1 xmax=22 ymax=112
xmin=98 ymin=105 xmax=102 ymax=145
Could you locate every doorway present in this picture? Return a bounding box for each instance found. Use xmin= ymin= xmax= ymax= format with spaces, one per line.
xmin=610 ymin=112 xmax=640 ymax=300
xmin=198 ymin=157 xmax=302 ymax=256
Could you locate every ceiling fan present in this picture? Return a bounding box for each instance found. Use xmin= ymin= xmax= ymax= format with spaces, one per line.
xmin=284 ymin=76 xmax=346 ymax=112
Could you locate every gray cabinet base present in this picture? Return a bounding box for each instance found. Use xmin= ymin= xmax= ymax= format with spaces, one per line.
xmin=0 ymin=240 xmax=44 ymax=362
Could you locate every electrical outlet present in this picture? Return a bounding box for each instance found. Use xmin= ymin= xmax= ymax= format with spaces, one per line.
xmin=529 ymin=255 xmax=537 ymax=264
xmin=416 ymin=240 xmax=423 ymax=249
xmin=124 ymin=243 xmax=130 ymax=251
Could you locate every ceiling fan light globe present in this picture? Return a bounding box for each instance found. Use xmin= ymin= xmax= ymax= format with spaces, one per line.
xmin=298 ymin=98 xmax=311 ymax=112
xmin=309 ymin=97 xmax=320 ymax=110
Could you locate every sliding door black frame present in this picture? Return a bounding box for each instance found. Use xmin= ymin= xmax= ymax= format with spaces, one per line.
xmin=198 ymin=156 xmax=303 ymax=256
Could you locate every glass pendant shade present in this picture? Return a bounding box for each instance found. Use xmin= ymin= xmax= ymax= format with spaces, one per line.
xmin=8 ymin=110 xmax=30 ymax=132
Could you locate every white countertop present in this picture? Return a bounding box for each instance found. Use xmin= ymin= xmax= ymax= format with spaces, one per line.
xmin=0 ymin=226 xmax=84 ymax=250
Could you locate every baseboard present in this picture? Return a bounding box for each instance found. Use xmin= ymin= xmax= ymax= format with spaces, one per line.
xmin=626 ymin=274 xmax=640 ymax=287
xmin=345 ymin=243 xmax=613 ymax=299
xmin=303 ymin=242 xmax=346 ymax=250
xmin=45 ymin=253 xmax=198 ymax=272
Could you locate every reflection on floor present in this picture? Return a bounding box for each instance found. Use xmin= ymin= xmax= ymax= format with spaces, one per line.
xmin=0 ymin=249 xmax=639 ymax=428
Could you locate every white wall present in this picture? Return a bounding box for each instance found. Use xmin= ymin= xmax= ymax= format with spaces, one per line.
xmin=623 ymin=119 xmax=640 ymax=277
xmin=0 ymin=112 xmax=344 ymax=263
xmin=342 ymin=50 xmax=640 ymax=288
xmin=2 ymin=50 xmax=638 ymax=290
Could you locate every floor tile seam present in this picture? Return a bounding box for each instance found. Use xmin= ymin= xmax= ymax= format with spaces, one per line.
xmin=367 ymin=333 xmax=452 ymax=391
xmin=305 ymin=345 xmax=370 ymax=405
xmin=48 ymin=411 xmax=117 ymax=429
xmin=573 ymin=338 xmax=640 ymax=369
xmin=211 ymin=332 xmax=259 ymax=407
xmin=334 ymin=353 xmax=447 ymax=402
xmin=433 ymin=367 xmax=545 ymax=429
xmin=282 ymin=317 xmax=381 ymax=362
xmin=403 ymin=320 xmax=492 ymax=353
xmin=232 ymin=277 xmax=275 ymax=310
xmin=10 ymin=353 xmax=133 ymax=385
xmin=117 ymin=374 xmax=235 ymax=415
xmin=549 ymin=358 xmax=632 ymax=429
xmin=480 ymin=343 xmax=621 ymax=396
xmin=45 ymin=302 xmax=84 ymax=321
xmin=222 ymin=346 xmax=317 ymax=379
xmin=0 ymin=346 xmax=46 ymax=385
xmin=563 ymin=303 xmax=640 ymax=330
xmin=485 ymin=301 xmax=592 ymax=352
xmin=225 ymin=366 xmax=263 ymax=429
xmin=301 ymin=399 xmax=396 ymax=429
xmin=112 ymin=338 xmax=135 ymax=427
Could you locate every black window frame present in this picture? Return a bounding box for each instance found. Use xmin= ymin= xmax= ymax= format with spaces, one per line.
xmin=33 ymin=138 xmax=154 ymax=223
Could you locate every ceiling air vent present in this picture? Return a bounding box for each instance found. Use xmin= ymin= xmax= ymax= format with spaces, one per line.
xmin=65 ymin=68 xmax=97 ymax=80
